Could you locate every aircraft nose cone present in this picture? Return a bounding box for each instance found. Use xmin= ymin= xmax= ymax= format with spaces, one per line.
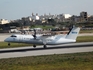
xmin=4 ymin=38 xmax=8 ymax=42
xmin=4 ymin=38 xmax=9 ymax=42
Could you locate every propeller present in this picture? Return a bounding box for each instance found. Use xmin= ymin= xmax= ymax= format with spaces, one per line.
xmin=33 ymin=29 xmax=36 ymax=39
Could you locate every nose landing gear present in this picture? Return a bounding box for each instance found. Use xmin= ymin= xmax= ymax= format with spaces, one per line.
xmin=8 ymin=43 xmax=10 ymax=46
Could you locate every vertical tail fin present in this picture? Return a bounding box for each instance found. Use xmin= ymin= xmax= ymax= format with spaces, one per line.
xmin=66 ymin=27 xmax=80 ymax=40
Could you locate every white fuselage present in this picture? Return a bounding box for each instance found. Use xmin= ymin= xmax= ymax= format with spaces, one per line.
xmin=4 ymin=34 xmax=76 ymax=45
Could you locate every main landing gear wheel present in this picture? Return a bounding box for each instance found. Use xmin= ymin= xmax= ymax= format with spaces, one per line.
xmin=43 ymin=45 xmax=47 ymax=48
xmin=8 ymin=43 xmax=10 ymax=46
xmin=33 ymin=45 xmax=36 ymax=48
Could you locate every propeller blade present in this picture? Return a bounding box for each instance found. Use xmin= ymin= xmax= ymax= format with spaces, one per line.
xmin=33 ymin=29 xmax=36 ymax=39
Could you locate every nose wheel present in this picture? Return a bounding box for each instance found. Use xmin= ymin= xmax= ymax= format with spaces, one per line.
xmin=8 ymin=43 xmax=10 ymax=46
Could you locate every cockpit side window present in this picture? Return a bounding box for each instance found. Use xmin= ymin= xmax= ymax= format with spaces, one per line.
xmin=11 ymin=35 xmax=17 ymax=37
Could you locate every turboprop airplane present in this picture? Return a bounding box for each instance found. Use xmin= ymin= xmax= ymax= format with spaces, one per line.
xmin=4 ymin=27 xmax=80 ymax=48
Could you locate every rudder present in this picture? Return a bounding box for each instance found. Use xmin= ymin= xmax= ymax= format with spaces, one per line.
xmin=66 ymin=27 xmax=80 ymax=40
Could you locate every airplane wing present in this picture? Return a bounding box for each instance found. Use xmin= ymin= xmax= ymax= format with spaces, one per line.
xmin=38 ymin=34 xmax=55 ymax=39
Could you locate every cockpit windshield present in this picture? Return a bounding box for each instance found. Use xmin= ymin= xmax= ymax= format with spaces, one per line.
xmin=10 ymin=35 xmax=17 ymax=37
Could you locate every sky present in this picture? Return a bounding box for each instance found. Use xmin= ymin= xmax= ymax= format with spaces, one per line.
xmin=0 ymin=0 xmax=93 ymax=20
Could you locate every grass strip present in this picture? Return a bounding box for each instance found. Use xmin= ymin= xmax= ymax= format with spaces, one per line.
xmin=0 ymin=42 xmax=32 ymax=48
xmin=76 ymin=36 xmax=93 ymax=42
xmin=80 ymin=30 xmax=93 ymax=33
xmin=0 ymin=52 xmax=93 ymax=70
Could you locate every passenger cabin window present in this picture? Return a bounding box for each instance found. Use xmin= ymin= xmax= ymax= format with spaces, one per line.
xmin=11 ymin=35 xmax=17 ymax=37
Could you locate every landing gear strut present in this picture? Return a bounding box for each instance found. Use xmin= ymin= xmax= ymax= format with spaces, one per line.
xmin=43 ymin=45 xmax=47 ymax=48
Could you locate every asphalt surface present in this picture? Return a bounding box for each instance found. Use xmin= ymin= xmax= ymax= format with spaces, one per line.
xmin=0 ymin=42 xmax=93 ymax=59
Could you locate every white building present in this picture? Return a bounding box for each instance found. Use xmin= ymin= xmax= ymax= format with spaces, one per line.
xmin=35 ymin=15 xmax=40 ymax=20
xmin=63 ymin=14 xmax=72 ymax=19
xmin=31 ymin=13 xmax=40 ymax=20
xmin=0 ymin=19 xmax=9 ymax=24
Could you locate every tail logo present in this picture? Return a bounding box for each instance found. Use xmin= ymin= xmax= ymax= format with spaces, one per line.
xmin=72 ymin=32 xmax=77 ymax=34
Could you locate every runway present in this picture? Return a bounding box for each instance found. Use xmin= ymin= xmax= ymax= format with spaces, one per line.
xmin=0 ymin=42 xmax=93 ymax=59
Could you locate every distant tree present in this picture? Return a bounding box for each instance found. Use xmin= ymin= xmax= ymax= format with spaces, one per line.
xmin=48 ymin=18 xmax=55 ymax=24
xmin=30 ymin=24 xmax=35 ymax=28
xmin=10 ymin=22 xmax=21 ymax=27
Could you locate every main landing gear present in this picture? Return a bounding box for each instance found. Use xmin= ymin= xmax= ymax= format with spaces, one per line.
xmin=33 ymin=44 xmax=36 ymax=48
xmin=43 ymin=45 xmax=47 ymax=48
